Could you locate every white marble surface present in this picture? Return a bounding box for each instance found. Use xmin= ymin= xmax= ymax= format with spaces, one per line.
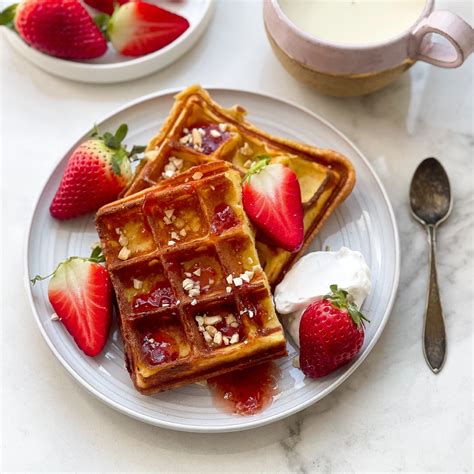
xmin=1 ymin=0 xmax=472 ymax=472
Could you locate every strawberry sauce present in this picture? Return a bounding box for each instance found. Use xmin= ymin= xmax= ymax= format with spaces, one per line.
xmin=133 ymin=282 xmax=175 ymax=312
xmin=211 ymin=203 xmax=238 ymax=234
xmin=207 ymin=362 xmax=281 ymax=416
xmin=141 ymin=333 xmax=179 ymax=366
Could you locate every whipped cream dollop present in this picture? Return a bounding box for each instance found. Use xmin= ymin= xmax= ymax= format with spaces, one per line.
xmin=274 ymin=247 xmax=371 ymax=347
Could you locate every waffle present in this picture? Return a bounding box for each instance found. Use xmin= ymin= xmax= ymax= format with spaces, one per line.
xmin=125 ymin=85 xmax=355 ymax=286
xmin=96 ymin=161 xmax=287 ymax=394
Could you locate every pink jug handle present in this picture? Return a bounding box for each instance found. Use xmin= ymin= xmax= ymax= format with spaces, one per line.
xmin=409 ymin=10 xmax=473 ymax=68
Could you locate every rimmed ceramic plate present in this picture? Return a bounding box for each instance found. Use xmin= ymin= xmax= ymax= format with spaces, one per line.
xmin=25 ymin=88 xmax=400 ymax=432
xmin=3 ymin=0 xmax=215 ymax=83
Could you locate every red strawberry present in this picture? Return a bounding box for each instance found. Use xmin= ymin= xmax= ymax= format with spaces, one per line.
xmin=84 ymin=0 xmax=128 ymax=16
xmin=107 ymin=1 xmax=190 ymax=57
xmin=299 ymin=285 xmax=369 ymax=378
xmin=0 ymin=0 xmax=107 ymax=60
xmin=50 ymin=124 xmax=144 ymax=220
xmin=242 ymin=157 xmax=304 ymax=252
xmin=31 ymin=247 xmax=112 ymax=357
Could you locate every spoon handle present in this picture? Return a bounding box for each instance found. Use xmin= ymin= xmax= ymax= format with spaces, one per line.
xmin=423 ymin=225 xmax=447 ymax=373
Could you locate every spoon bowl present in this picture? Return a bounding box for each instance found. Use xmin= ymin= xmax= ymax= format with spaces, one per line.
xmin=410 ymin=157 xmax=453 ymax=226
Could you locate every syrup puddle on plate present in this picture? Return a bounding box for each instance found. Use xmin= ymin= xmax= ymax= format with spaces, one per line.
xmin=207 ymin=362 xmax=281 ymax=416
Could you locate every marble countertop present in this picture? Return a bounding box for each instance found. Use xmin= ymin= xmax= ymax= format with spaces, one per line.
xmin=1 ymin=1 xmax=472 ymax=472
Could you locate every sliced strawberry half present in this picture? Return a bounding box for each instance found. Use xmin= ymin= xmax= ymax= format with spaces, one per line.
xmin=242 ymin=157 xmax=304 ymax=252
xmin=107 ymin=1 xmax=190 ymax=57
xmin=31 ymin=247 xmax=113 ymax=357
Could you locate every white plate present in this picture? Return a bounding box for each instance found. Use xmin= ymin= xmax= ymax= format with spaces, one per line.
xmin=3 ymin=0 xmax=215 ymax=83
xmin=25 ymin=88 xmax=400 ymax=432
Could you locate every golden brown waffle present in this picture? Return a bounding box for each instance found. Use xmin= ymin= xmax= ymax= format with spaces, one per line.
xmin=125 ymin=85 xmax=355 ymax=286
xmin=96 ymin=161 xmax=287 ymax=394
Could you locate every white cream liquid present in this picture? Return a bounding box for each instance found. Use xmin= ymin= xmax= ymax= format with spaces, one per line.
xmin=279 ymin=0 xmax=427 ymax=45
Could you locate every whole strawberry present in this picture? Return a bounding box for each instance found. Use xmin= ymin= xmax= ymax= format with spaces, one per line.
xmin=299 ymin=285 xmax=369 ymax=378
xmin=0 ymin=0 xmax=107 ymax=60
xmin=50 ymin=124 xmax=144 ymax=220
xmin=31 ymin=246 xmax=112 ymax=357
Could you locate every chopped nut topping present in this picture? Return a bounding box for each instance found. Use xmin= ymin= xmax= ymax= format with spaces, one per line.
xmin=184 ymin=272 xmax=192 ymax=277
xmin=171 ymin=231 xmax=180 ymax=241
xmin=223 ymin=335 xmax=229 ymax=346
xmin=115 ymin=227 xmax=121 ymax=235
xmin=182 ymin=278 xmax=194 ymax=290
xmin=165 ymin=209 xmax=174 ymax=219
xmin=204 ymin=315 xmax=222 ymax=326
xmin=162 ymin=303 xmax=170 ymax=308
xmin=188 ymin=288 xmax=200 ymax=298
xmin=226 ymin=286 xmax=232 ymax=294
xmin=218 ymin=123 xmax=228 ymax=132
xmin=241 ymin=273 xmax=250 ymax=283
xmin=179 ymin=134 xmax=192 ymax=144
xmin=118 ymin=246 xmax=131 ymax=260
xmin=210 ymin=129 xmax=221 ymax=138
xmin=118 ymin=234 xmax=129 ymax=247
xmin=230 ymin=322 xmax=240 ymax=328
xmin=248 ymin=310 xmax=254 ymax=319
xmin=50 ymin=313 xmax=59 ymax=321
xmin=226 ymin=274 xmax=233 ymax=284
xmin=202 ymin=331 xmax=212 ymax=343
xmin=192 ymin=128 xmax=202 ymax=147
xmin=230 ymin=333 xmax=240 ymax=344
xmin=191 ymin=299 xmax=197 ymax=306
xmin=195 ymin=315 xmax=205 ymax=326
xmin=133 ymin=279 xmax=143 ymax=290
xmin=233 ymin=277 xmax=243 ymax=287
xmin=163 ymin=216 xmax=172 ymax=225
xmin=213 ymin=331 xmax=223 ymax=345
xmin=168 ymin=240 xmax=176 ymax=246
xmin=240 ymin=142 xmax=253 ymax=156
xmin=193 ymin=268 xmax=201 ymax=277
xmin=192 ymin=171 xmax=203 ymax=180
xmin=225 ymin=314 xmax=236 ymax=325
xmin=206 ymin=325 xmax=218 ymax=337
xmin=183 ymin=127 xmax=189 ymax=134
xmin=179 ymin=228 xmax=187 ymax=237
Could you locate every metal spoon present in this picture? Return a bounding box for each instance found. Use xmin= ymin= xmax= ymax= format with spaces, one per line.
xmin=409 ymin=157 xmax=452 ymax=373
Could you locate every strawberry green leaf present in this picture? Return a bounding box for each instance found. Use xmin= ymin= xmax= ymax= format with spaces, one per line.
xmin=0 ymin=4 xmax=17 ymax=28
xmin=243 ymin=155 xmax=271 ymax=183
xmin=91 ymin=124 xmax=101 ymax=138
xmin=111 ymin=154 xmax=122 ymax=176
xmin=89 ymin=245 xmax=105 ymax=263
xmin=114 ymin=123 xmax=128 ymax=144
xmin=325 ymin=284 xmax=370 ymax=327
xmin=93 ymin=13 xmax=110 ymax=40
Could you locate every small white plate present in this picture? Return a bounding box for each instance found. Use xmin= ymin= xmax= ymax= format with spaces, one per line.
xmin=25 ymin=88 xmax=400 ymax=432
xmin=3 ymin=0 xmax=215 ymax=83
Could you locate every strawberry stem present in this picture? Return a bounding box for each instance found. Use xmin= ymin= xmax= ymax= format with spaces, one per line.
xmin=243 ymin=155 xmax=271 ymax=183
xmin=30 ymin=245 xmax=105 ymax=285
xmin=324 ymin=284 xmax=370 ymax=327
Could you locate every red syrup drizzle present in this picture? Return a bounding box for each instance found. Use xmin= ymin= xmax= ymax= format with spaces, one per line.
xmin=207 ymin=362 xmax=281 ymax=416
xmin=211 ymin=203 xmax=238 ymax=235
xmin=187 ymin=124 xmax=230 ymax=155
xmin=141 ymin=332 xmax=179 ymax=366
xmin=132 ymin=282 xmax=176 ymax=313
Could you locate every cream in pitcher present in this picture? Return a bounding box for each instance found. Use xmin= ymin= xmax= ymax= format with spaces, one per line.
xmin=279 ymin=0 xmax=427 ymax=45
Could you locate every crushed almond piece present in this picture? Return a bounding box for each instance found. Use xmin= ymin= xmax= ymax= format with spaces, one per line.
xmin=179 ymin=134 xmax=191 ymax=144
xmin=223 ymin=336 xmax=229 ymax=346
xmin=165 ymin=209 xmax=174 ymax=219
xmin=118 ymin=247 xmax=131 ymax=260
xmin=184 ymin=272 xmax=192 ymax=277
xmin=233 ymin=277 xmax=243 ymax=287
xmin=188 ymin=288 xmax=200 ymax=298
xmin=213 ymin=331 xmax=223 ymax=345
xmin=204 ymin=315 xmax=222 ymax=326
xmin=230 ymin=333 xmax=239 ymax=344
xmin=203 ymin=331 xmax=212 ymax=343
xmin=248 ymin=310 xmax=254 ymax=319
xmin=179 ymin=228 xmax=187 ymax=237
xmin=171 ymin=232 xmax=180 ymax=241
xmin=118 ymin=234 xmax=128 ymax=247
xmin=192 ymin=171 xmax=203 ymax=180
xmin=230 ymin=322 xmax=239 ymax=328
xmin=206 ymin=326 xmax=218 ymax=336
xmin=218 ymin=123 xmax=227 ymax=132
xmin=133 ymin=279 xmax=143 ymax=290
xmin=183 ymin=127 xmax=189 ymax=134
xmin=168 ymin=240 xmax=176 ymax=246
xmin=193 ymin=268 xmax=201 ymax=277
xmin=192 ymin=129 xmax=202 ymax=146
xmin=210 ymin=129 xmax=221 ymax=138
xmin=240 ymin=142 xmax=253 ymax=156
xmin=195 ymin=316 xmax=204 ymax=326
xmin=163 ymin=216 xmax=172 ymax=225
xmin=241 ymin=273 xmax=250 ymax=283
xmin=50 ymin=313 xmax=59 ymax=321
xmin=115 ymin=227 xmax=121 ymax=235
xmin=191 ymin=299 xmax=197 ymax=306
xmin=226 ymin=274 xmax=233 ymax=284
xmin=226 ymin=286 xmax=232 ymax=294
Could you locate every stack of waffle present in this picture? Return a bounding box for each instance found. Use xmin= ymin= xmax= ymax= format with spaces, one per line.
xmin=97 ymin=86 xmax=354 ymax=394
